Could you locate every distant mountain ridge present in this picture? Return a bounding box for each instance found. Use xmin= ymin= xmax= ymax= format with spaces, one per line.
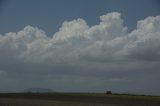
xmin=24 ymin=88 xmax=52 ymax=93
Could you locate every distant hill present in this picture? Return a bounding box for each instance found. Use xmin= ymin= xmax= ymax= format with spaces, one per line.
xmin=24 ymin=88 xmax=52 ymax=93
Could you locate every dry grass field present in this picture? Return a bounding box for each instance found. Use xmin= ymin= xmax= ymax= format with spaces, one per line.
xmin=0 ymin=93 xmax=160 ymax=106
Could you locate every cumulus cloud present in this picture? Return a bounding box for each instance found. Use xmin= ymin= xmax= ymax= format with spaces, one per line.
xmin=123 ymin=16 xmax=160 ymax=61
xmin=0 ymin=12 xmax=160 ymax=62
xmin=0 ymin=12 xmax=160 ymax=94
xmin=1 ymin=12 xmax=160 ymax=63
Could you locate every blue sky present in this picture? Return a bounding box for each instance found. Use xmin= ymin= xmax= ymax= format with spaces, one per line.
xmin=0 ymin=0 xmax=160 ymax=35
xmin=0 ymin=0 xmax=160 ymax=95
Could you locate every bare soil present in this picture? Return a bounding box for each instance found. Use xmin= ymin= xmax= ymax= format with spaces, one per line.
xmin=0 ymin=93 xmax=160 ymax=106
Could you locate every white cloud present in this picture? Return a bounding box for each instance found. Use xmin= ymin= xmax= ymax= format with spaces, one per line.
xmin=0 ymin=12 xmax=160 ymax=94
xmin=122 ymin=16 xmax=160 ymax=61
xmin=53 ymin=18 xmax=89 ymax=42
xmin=0 ymin=12 xmax=128 ymax=63
xmin=0 ymin=12 xmax=160 ymax=65
xmin=1 ymin=12 xmax=160 ymax=63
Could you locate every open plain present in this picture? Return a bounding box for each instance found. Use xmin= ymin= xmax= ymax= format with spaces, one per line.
xmin=0 ymin=93 xmax=160 ymax=106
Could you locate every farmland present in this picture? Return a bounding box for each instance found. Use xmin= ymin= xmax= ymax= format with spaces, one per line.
xmin=0 ymin=93 xmax=160 ymax=106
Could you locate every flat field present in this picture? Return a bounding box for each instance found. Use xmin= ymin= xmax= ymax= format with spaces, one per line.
xmin=0 ymin=93 xmax=160 ymax=106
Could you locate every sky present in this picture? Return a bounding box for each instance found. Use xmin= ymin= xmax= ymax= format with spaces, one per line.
xmin=0 ymin=0 xmax=160 ymax=95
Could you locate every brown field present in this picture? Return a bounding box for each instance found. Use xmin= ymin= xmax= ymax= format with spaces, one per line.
xmin=0 ymin=93 xmax=160 ymax=106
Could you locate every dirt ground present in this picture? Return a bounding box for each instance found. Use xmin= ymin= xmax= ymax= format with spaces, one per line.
xmin=0 ymin=98 xmax=121 ymax=106
xmin=0 ymin=93 xmax=160 ymax=106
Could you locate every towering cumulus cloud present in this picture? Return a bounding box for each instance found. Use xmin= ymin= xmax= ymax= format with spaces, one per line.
xmin=0 ymin=12 xmax=160 ymax=94
xmin=1 ymin=12 xmax=160 ymax=63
